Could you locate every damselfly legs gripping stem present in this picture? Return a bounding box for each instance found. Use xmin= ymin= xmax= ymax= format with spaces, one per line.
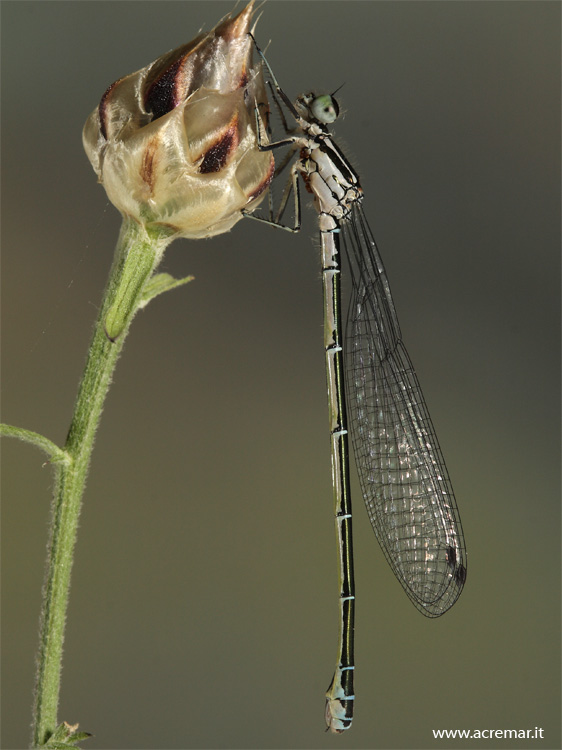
xmin=244 ymin=36 xmax=467 ymax=734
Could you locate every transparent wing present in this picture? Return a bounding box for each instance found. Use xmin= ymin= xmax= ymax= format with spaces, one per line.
xmin=342 ymin=204 xmax=467 ymax=617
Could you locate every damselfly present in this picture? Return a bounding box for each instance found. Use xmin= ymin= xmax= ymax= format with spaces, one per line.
xmin=244 ymin=37 xmax=467 ymax=734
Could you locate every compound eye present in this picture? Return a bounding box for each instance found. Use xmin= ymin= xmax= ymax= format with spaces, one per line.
xmin=310 ymin=94 xmax=339 ymax=124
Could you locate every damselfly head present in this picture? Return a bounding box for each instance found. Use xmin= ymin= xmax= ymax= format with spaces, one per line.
xmin=297 ymin=93 xmax=340 ymax=125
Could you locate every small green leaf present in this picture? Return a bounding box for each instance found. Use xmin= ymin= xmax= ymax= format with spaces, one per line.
xmin=0 ymin=424 xmax=70 ymax=466
xmin=139 ymin=272 xmax=194 ymax=308
xmin=41 ymin=721 xmax=92 ymax=749
xmin=41 ymin=721 xmax=93 ymax=750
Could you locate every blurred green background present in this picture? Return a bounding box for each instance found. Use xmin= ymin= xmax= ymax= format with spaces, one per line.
xmin=2 ymin=2 xmax=560 ymax=748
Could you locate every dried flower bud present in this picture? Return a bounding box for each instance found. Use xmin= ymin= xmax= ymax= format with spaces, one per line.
xmin=83 ymin=1 xmax=274 ymax=239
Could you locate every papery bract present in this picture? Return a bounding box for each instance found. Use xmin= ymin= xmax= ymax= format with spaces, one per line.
xmin=83 ymin=1 xmax=273 ymax=239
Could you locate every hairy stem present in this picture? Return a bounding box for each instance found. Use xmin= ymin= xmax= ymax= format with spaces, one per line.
xmin=32 ymin=218 xmax=173 ymax=747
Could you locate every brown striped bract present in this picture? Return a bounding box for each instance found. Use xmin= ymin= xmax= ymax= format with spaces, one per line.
xmin=83 ymin=1 xmax=273 ymax=239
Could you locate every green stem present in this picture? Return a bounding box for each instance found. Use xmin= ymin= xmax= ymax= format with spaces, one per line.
xmin=32 ymin=217 xmax=173 ymax=748
xmin=0 ymin=424 xmax=70 ymax=466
